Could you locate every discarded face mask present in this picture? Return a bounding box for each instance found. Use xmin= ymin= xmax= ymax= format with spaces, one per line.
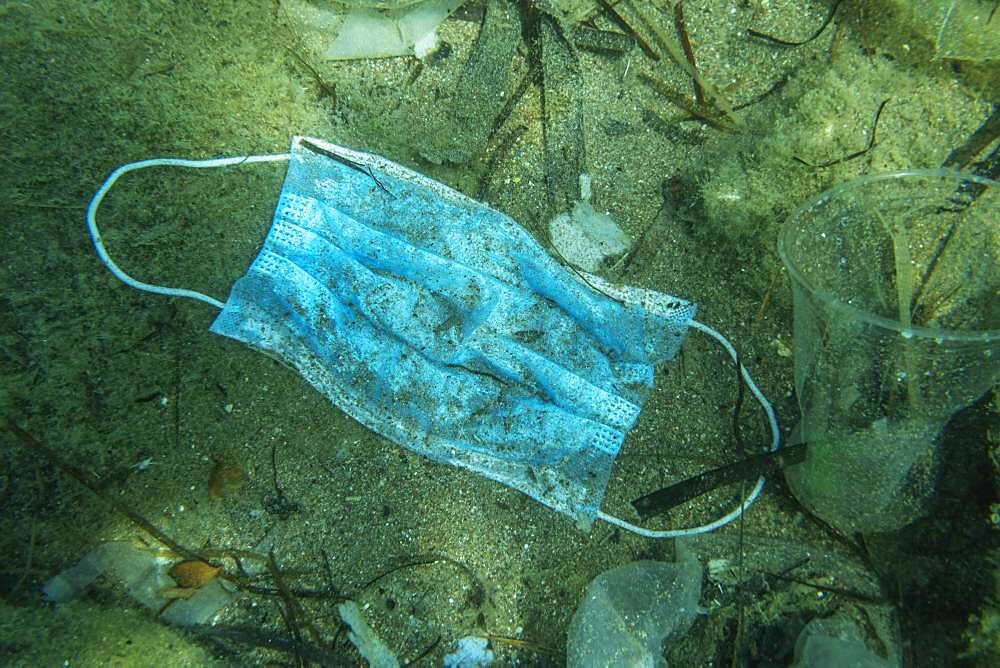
xmin=87 ymin=136 xmax=779 ymax=538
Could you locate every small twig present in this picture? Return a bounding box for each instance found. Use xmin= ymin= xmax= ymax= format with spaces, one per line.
xmin=909 ymin=219 xmax=959 ymax=322
xmin=673 ymin=1 xmax=703 ymax=105
xmin=612 ymin=207 xmax=657 ymax=274
xmin=360 ymin=553 xmax=485 ymax=607
xmin=9 ymin=201 xmax=86 ymax=210
xmin=486 ymin=634 xmax=561 ymax=656
xmin=733 ymin=351 xmax=746 ymax=458
xmin=408 ymin=636 xmax=442 ymax=664
xmin=748 ymin=0 xmax=844 ymax=48
xmin=285 ymin=47 xmax=336 ymax=102
xmin=597 ymin=0 xmax=659 ymax=61
xmin=3 ymin=418 xmax=206 ymax=564
xmin=11 ymin=522 xmax=38 ymax=596
xmin=299 ymin=139 xmax=394 ymax=198
xmin=142 ymin=63 xmax=175 ymax=78
xmin=942 ymin=105 xmax=1000 ymax=169
xmin=732 ymin=75 xmax=788 ymax=112
xmin=264 ymin=440 xmax=301 ymax=518
xmin=731 ymin=351 xmax=748 ymax=668
xmin=794 ymin=98 xmax=890 ymax=168
xmin=638 ymin=70 xmax=736 ymax=130
xmin=626 ymin=0 xmax=740 ymax=127
xmin=571 ymin=26 xmax=634 ymax=56
xmin=172 ymin=332 xmax=182 ymax=451
xmin=267 ymin=550 xmax=328 ymax=653
xmin=767 ymin=571 xmax=886 ymax=605
xmin=752 ymin=269 xmax=780 ymax=323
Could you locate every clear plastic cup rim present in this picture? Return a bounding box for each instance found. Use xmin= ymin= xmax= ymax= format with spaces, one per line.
xmin=777 ymin=169 xmax=1000 ymax=344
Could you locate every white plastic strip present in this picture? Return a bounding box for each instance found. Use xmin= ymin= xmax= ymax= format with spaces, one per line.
xmin=86 ymin=153 xmax=290 ymax=309
xmin=599 ymin=319 xmax=781 ymax=538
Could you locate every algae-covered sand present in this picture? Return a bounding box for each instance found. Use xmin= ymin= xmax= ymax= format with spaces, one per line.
xmin=1 ymin=1 xmax=997 ymax=665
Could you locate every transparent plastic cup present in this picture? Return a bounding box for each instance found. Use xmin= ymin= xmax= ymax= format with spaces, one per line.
xmin=778 ymin=170 xmax=999 ymax=533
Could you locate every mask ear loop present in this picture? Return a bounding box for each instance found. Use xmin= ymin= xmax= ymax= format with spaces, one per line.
xmin=86 ymin=153 xmax=291 ymax=309
xmin=597 ymin=319 xmax=781 ymax=539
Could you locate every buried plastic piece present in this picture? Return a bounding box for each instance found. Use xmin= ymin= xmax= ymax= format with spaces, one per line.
xmin=791 ymin=616 xmax=893 ymax=668
xmin=339 ymin=601 xmax=401 ymax=668
xmin=444 ymin=636 xmax=495 ymax=668
xmin=86 ymin=136 xmax=780 ymax=538
xmin=43 ymin=542 xmax=239 ymax=627
xmin=283 ymin=0 xmax=464 ymax=61
xmin=549 ymin=174 xmax=630 ymax=272
xmin=567 ymin=543 xmax=703 ymax=667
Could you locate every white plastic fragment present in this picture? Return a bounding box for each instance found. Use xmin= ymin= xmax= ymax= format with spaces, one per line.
xmin=42 ymin=542 xmax=238 ymax=626
xmin=444 ymin=635 xmax=495 ymax=667
xmin=338 ymin=601 xmax=401 ymax=668
xmin=548 ymin=173 xmax=629 ymax=272
xmin=325 ymin=0 xmax=464 ymax=60
xmin=161 ymin=579 xmax=239 ymax=627
xmin=43 ymin=542 xmax=172 ymax=604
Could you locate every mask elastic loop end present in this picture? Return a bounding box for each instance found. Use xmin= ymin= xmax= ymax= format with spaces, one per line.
xmin=598 ymin=320 xmax=781 ymax=539
xmin=86 ymin=153 xmax=291 ymax=309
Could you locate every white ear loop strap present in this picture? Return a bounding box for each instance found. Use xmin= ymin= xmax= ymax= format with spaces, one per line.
xmin=598 ymin=319 xmax=781 ymax=538
xmin=86 ymin=153 xmax=290 ymax=309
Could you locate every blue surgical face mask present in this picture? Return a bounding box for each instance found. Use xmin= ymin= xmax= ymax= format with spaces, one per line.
xmin=86 ymin=136 xmax=779 ymax=538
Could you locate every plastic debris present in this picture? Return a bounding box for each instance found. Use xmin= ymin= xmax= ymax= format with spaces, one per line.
xmin=338 ymin=600 xmax=401 ymax=667
xmin=42 ymin=542 xmax=239 ymax=627
xmin=792 ymin=616 xmax=893 ymax=668
xmin=284 ymin=0 xmax=464 ymax=61
xmin=549 ymin=174 xmax=630 ymax=272
xmin=444 ymin=636 xmax=495 ymax=667
xmin=567 ymin=543 xmax=703 ymax=667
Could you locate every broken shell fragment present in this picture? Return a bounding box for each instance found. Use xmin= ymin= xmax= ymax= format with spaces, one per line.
xmin=168 ymin=560 xmax=221 ymax=589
